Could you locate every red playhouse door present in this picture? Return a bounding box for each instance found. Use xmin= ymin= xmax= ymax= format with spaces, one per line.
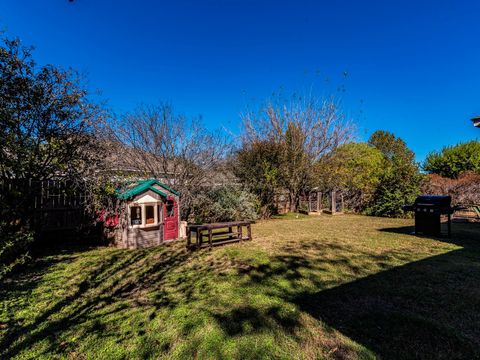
xmin=163 ymin=197 xmax=178 ymax=240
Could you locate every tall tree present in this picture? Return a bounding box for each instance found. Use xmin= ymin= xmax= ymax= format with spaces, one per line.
xmin=368 ymin=130 xmax=414 ymax=163
xmin=281 ymin=122 xmax=310 ymax=211
xmin=0 ymin=37 xmax=106 ymax=224
xmin=111 ymin=102 xmax=229 ymax=220
xmin=241 ymin=95 xmax=353 ymax=212
xmin=233 ymin=139 xmax=283 ymax=218
xmin=0 ymin=36 xmax=106 ymax=277
xmin=366 ymin=131 xmax=423 ymax=217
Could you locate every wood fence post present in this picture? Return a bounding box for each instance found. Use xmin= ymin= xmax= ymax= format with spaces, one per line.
xmin=331 ymin=190 xmax=336 ymax=214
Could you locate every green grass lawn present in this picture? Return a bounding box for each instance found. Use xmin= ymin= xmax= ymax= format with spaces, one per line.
xmin=1 ymin=215 xmax=479 ymax=359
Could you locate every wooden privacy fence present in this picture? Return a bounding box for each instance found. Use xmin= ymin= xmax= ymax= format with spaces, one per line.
xmin=0 ymin=179 xmax=93 ymax=232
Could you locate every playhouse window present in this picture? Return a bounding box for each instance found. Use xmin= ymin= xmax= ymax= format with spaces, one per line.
xmin=130 ymin=206 xmax=142 ymax=225
xmin=145 ymin=205 xmax=155 ymax=224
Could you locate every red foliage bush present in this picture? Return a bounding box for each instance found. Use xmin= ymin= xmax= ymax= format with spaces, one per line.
xmin=422 ymin=172 xmax=480 ymax=205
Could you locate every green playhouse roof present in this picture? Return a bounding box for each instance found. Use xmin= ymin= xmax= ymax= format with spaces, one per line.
xmin=116 ymin=179 xmax=179 ymax=200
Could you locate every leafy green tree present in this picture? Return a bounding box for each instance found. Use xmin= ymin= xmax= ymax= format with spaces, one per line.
xmin=368 ymin=130 xmax=415 ymax=163
xmin=366 ymin=159 xmax=423 ymax=217
xmin=317 ymin=142 xmax=384 ymax=211
xmin=424 ymin=141 xmax=480 ymax=178
xmin=366 ymin=131 xmax=423 ymax=217
xmin=0 ymin=36 xmax=105 ymax=278
xmin=0 ymin=38 xmax=104 ymax=188
xmin=234 ymin=140 xmax=284 ymax=217
xmin=0 ymin=37 xmax=105 ymax=220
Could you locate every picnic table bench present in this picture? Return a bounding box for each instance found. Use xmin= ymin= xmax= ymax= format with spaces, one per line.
xmin=187 ymin=221 xmax=252 ymax=249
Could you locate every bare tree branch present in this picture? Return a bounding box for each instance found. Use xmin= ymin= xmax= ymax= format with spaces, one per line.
xmin=240 ymin=94 xmax=354 ymax=212
xmin=109 ymin=102 xmax=230 ymax=219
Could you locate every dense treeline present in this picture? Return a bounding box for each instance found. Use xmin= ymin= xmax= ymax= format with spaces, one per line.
xmin=248 ymin=129 xmax=424 ymax=218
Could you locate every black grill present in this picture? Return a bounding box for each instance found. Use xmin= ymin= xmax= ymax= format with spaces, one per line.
xmin=403 ymin=195 xmax=453 ymax=236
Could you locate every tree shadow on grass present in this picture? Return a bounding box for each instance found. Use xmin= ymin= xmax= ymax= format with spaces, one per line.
xmin=295 ymin=223 xmax=480 ymax=359
xmin=379 ymin=222 xmax=479 ymax=246
xmin=0 ymin=243 xmax=194 ymax=358
xmin=2 ymin=240 xmax=261 ymax=358
xmin=294 ymin=245 xmax=480 ymax=359
xmin=2 ymin=222 xmax=480 ymax=359
xmin=238 ymin=223 xmax=480 ymax=359
xmin=211 ymin=304 xmax=299 ymax=336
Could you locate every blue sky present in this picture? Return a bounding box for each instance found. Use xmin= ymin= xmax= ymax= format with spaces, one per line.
xmin=1 ymin=0 xmax=479 ymax=161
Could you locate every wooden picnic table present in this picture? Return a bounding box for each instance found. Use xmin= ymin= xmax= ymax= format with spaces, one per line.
xmin=187 ymin=221 xmax=252 ymax=249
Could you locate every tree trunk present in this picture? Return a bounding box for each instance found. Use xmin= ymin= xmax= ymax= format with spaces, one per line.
xmin=289 ymin=191 xmax=298 ymax=212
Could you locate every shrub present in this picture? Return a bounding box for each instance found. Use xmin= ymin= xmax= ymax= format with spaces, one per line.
xmin=422 ymin=172 xmax=480 ymax=205
xmin=0 ymin=224 xmax=34 ymax=279
xmin=234 ymin=140 xmax=284 ymax=218
xmin=316 ymin=142 xmax=384 ymax=212
xmin=424 ymin=141 xmax=480 ymax=178
xmin=364 ymin=164 xmax=423 ymax=218
xmin=366 ymin=131 xmax=423 ymax=217
xmin=192 ymin=186 xmax=258 ymax=224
